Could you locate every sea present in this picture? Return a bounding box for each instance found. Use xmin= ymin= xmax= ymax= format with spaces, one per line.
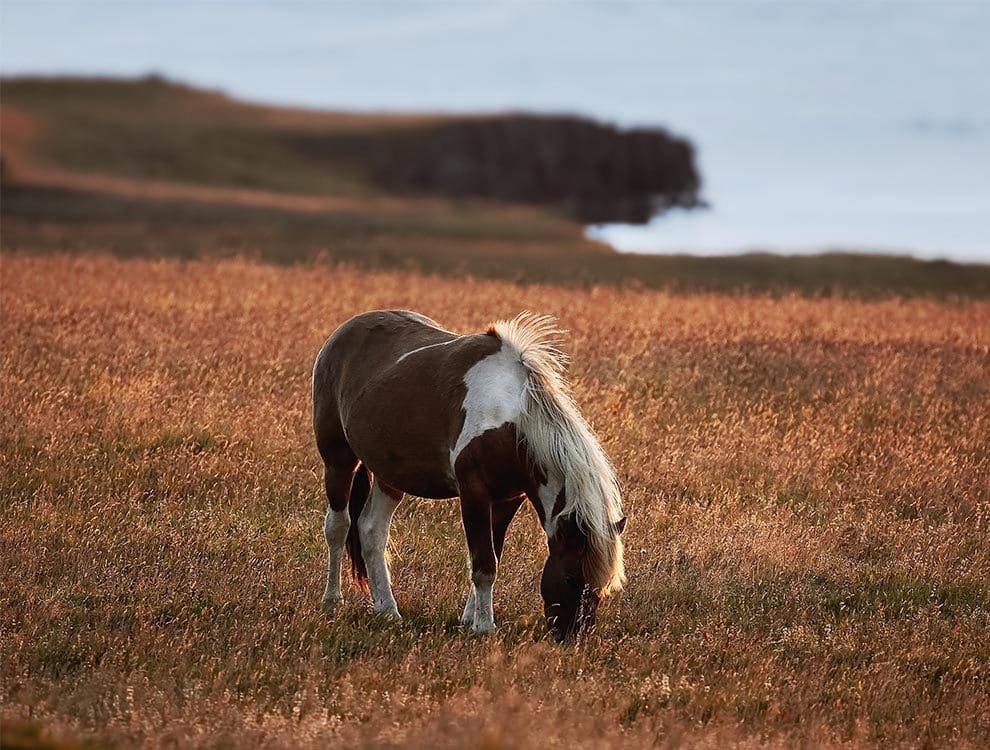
xmin=2 ymin=1 xmax=988 ymax=262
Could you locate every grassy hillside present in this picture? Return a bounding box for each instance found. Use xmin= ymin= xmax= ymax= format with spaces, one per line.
xmin=2 ymin=75 xmax=989 ymax=298
xmin=3 ymin=255 xmax=989 ymax=748
xmin=2 ymin=75 xmax=419 ymax=196
xmin=1 ymin=75 xmax=700 ymax=223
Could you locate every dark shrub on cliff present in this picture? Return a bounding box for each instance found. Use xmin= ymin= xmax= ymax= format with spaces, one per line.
xmin=291 ymin=115 xmax=701 ymax=224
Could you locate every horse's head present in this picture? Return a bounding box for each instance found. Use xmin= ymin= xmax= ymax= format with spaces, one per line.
xmin=541 ymin=513 xmax=626 ymax=642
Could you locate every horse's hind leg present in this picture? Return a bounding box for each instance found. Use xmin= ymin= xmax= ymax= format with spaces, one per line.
xmin=357 ymin=478 xmax=404 ymax=619
xmin=319 ymin=442 xmax=360 ymax=613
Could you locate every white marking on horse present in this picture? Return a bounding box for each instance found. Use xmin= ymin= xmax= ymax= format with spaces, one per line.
xmin=358 ymin=480 xmax=403 ymax=618
xmin=322 ymin=508 xmax=349 ymax=611
xmin=395 ymin=336 xmax=460 ymax=363
xmin=460 ymin=588 xmax=477 ymax=625
xmin=537 ymin=474 xmax=564 ymax=535
xmin=450 ymin=343 xmax=528 ymax=469
xmin=471 ymin=572 xmax=496 ymax=633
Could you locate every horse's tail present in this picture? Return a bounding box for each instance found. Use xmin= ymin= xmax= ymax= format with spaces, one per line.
xmin=346 ymin=463 xmax=371 ymax=590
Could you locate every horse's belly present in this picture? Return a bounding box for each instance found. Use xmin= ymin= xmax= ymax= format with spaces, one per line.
xmin=358 ymin=447 xmax=459 ymax=499
xmin=344 ymin=416 xmax=459 ymax=499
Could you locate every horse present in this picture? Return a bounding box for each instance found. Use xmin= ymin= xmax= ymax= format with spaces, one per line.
xmin=312 ymin=310 xmax=626 ymax=641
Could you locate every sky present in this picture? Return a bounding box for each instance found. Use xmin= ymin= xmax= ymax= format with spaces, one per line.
xmin=3 ymin=1 xmax=989 ymax=260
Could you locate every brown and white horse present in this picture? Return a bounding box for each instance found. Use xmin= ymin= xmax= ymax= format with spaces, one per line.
xmin=312 ymin=310 xmax=625 ymax=641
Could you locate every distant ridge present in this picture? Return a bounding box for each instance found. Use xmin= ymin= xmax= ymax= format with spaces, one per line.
xmin=2 ymin=75 xmax=989 ymax=298
xmin=1 ymin=75 xmax=700 ymax=224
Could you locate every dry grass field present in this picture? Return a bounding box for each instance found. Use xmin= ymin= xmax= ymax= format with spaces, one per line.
xmin=2 ymin=253 xmax=988 ymax=748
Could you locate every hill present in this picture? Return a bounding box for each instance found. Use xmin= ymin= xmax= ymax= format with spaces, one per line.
xmin=2 ymin=75 xmax=988 ymax=297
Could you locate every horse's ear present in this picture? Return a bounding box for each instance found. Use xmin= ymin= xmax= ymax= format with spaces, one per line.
xmin=613 ymin=516 xmax=627 ymax=536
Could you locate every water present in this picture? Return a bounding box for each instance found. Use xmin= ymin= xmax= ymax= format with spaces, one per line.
xmin=2 ymin=1 xmax=988 ymax=262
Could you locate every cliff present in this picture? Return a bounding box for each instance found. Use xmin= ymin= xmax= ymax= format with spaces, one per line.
xmin=291 ymin=114 xmax=701 ymax=224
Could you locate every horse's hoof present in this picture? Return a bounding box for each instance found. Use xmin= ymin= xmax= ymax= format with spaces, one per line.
xmin=470 ymin=622 xmax=496 ymax=636
xmin=322 ymin=596 xmax=343 ymax=614
xmin=375 ymin=607 xmax=402 ymax=621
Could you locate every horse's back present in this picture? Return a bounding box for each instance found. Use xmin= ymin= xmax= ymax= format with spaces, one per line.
xmin=316 ymin=309 xmax=444 ymax=378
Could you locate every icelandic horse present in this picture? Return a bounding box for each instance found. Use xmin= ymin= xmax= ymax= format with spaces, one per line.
xmin=313 ymin=310 xmax=625 ymax=641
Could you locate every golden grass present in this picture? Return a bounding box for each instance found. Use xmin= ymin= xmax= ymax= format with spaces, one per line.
xmin=2 ymin=254 xmax=989 ymax=748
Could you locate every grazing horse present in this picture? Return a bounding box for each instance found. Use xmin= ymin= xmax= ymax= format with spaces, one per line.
xmin=312 ymin=310 xmax=626 ymax=641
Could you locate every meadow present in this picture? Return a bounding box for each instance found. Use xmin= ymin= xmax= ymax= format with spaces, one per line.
xmin=2 ymin=253 xmax=988 ymax=748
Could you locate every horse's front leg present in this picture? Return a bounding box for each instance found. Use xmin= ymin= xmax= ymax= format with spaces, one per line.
xmin=461 ymin=495 xmax=524 ymax=626
xmin=458 ymin=485 xmax=499 ymax=634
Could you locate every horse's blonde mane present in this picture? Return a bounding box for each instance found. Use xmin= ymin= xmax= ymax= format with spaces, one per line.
xmin=489 ymin=313 xmax=626 ymax=595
